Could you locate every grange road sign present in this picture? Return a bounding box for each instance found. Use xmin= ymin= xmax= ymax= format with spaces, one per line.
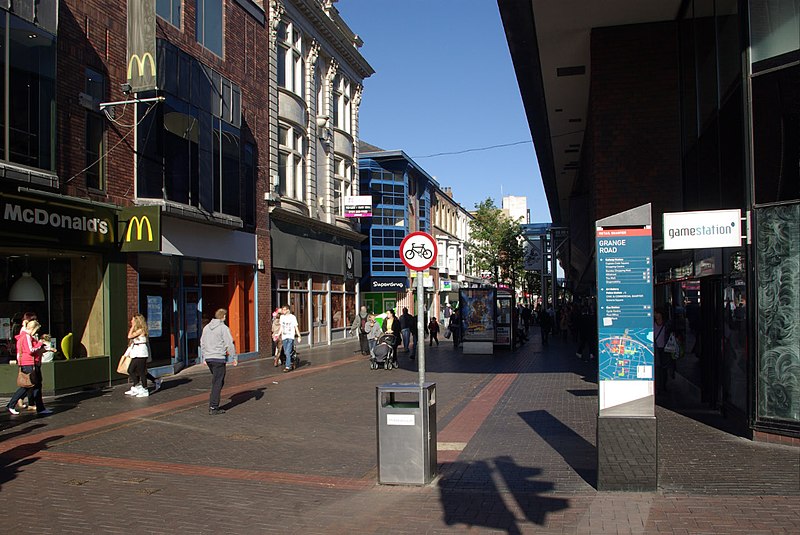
xmin=400 ymin=231 xmax=438 ymax=271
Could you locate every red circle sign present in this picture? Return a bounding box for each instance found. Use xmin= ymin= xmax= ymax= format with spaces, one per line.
xmin=399 ymin=232 xmax=438 ymax=271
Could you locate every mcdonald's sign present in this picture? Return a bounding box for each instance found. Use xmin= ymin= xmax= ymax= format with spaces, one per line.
xmin=127 ymin=53 xmax=157 ymax=80
xmin=119 ymin=206 xmax=161 ymax=252
xmin=127 ymin=0 xmax=157 ymax=93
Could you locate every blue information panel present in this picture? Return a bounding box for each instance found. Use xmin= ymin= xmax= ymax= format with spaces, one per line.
xmin=596 ymin=227 xmax=654 ymax=381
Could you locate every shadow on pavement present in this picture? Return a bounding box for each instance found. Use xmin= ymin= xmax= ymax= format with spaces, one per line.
xmin=221 ymin=387 xmax=266 ymax=411
xmin=438 ymin=458 xmax=568 ymax=533
xmin=0 ymin=423 xmax=46 ymax=442
xmin=518 ymin=410 xmax=597 ymax=489
xmin=153 ymin=377 xmax=192 ymax=392
xmin=0 ymin=435 xmax=63 ymax=491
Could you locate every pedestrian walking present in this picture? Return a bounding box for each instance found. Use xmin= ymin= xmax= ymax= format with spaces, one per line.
xmin=200 ymin=308 xmax=237 ymax=415
xmin=399 ymin=307 xmax=414 ymax=352
xmin=382 ymin=308 xmax=401 ymax=356
xmin=271 ymin=308 xmax=284 ymax=367
xmin=539 ymin=306 xmax=552 ymax=346
xmin=366 ymin=314 xmax=382 ymax=354
xmin=280 ymin=305 xmax=301 ymax=372
xmin=428 ymin=317 xmax=440 ymax=346
xmin=350 ymin=305 xmax=370 ymax=355
xmin=125 ymin=314 xmax=153 ymax=398
xmin=6 ymin=320 xmax=51 ymax=416
xmin=448 ymin=308 xmax=462 ymax=348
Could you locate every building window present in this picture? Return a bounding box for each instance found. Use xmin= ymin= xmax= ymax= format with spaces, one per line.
xmin=196 ymin=0 xmax=223 ymax=57
xmin=85 ymin=69 xmax=105 ymax=191
xmin=276 ymin=21 xmax=304 ymax=98
xmin=156 ymin=0 xmax=182 ymax=27
xmin=333 ymin=157 xmax=352 ymax=215
xmin=332 ymin=74 xmax=351 ymax=133
xmin=138 ymin=42 xmax=244 ymax=214
xmin=278 ymin=124 xmax=305 ymax=201
xmin=1 ymin=15 xmax=56 ymax=171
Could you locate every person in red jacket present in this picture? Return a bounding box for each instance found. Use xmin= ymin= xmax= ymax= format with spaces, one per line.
xmin=7 ymin=320 xmax=51 ymax=415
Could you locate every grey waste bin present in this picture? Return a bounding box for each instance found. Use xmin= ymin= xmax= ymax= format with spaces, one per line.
xmin=376 ymin=382 xmax=437 ymax=485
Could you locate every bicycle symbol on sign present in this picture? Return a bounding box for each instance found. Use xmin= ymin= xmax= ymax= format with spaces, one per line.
xmin=404 ymin=243 xmax=433 ymax=260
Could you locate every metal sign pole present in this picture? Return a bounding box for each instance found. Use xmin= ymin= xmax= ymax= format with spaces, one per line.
xmin=417 ymin=271 xmax=425 ymax=386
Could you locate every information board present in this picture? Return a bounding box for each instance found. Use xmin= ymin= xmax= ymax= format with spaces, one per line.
xmin=596 ymin=227 xmax=653 ymax=382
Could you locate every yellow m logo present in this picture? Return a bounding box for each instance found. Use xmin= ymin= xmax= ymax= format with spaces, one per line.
xmin=127 ymin=52 xmax=156 ymax=79
xmin=126 ymin=216 xmax=153 ymax=242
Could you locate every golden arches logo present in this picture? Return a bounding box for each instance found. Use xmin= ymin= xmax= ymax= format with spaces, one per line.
xmin=127 ymin=52 xmax=156 ymax=79
xmin=126 ymin=216 xmax=153 ymax=242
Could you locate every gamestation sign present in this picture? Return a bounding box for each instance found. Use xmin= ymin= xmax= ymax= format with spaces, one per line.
xmin=663 ymin=209 xmax=742 ymax=250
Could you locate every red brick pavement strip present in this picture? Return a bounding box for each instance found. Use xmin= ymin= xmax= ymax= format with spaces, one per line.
xmin=0 ymin=354 xmax=364 ymax=455
xmin=32 ymin=450 xmax=373 ymax=490
xmin=437 ymin=373 xmax=517 ymax=463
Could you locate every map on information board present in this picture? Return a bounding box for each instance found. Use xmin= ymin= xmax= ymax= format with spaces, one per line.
xmin=598 ymin=328 xmax=654 ymax=381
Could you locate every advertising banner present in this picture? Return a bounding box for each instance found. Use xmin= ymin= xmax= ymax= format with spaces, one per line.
xmin=343 ymin=195 xmax=373 ymax=218
xmin=459 ymin=289 xmax=496 ymax=342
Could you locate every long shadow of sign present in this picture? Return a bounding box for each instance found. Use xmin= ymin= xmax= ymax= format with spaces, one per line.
xmin=438 ymin=458 xmax=569 ymax=532
xmin=518 ymin=410 xmax=597 ymax=488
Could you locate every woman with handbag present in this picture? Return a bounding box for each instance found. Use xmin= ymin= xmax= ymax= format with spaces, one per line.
xmin=7 ymin=320 xmax=51 ymax=416
xmin=125 ymin=314 xmax=151 ymax=398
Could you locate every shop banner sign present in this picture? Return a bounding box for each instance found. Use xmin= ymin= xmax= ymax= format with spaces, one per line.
xmin=127 ymin=0 xmax=157 ymax=93
xmin=0 ymin=191 xmax=117 ymax=248
xmin=596 ymin=227 xmax=654 ymax=384
xmin=343 ymin=195 xmax=372 ymax=218
xmin=120 ymin=205 xmax=161 ymax=252
xmin=663 ymin=209 xmax=741 ymax=250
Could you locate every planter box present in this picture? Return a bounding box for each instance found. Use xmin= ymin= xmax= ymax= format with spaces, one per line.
xmin=0 ymin=357 xmax=111 ymax=396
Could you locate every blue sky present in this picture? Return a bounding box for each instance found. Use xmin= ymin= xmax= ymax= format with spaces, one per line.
xmin=336 ymin=0 xmax=550 ymax=222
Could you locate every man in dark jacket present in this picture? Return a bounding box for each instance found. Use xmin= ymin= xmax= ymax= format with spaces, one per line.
xmin=399 ymin=307 xmax=414 ymax=352
xmin=200 ymin=308 xmax=237 ymax=415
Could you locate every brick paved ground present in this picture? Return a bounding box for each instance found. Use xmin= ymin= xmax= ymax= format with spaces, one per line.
xmin=1 ymin=332 xmax=798 ymax=534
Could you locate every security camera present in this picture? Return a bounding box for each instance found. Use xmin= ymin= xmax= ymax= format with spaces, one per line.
xmin=120 ymin=82 xmax=132 ymax=95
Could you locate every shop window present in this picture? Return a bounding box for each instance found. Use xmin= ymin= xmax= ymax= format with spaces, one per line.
xmin=0 ymin=252 xmax=108 ymax=361
xmin=274 ymin=271 xmax=288 ymax=290
xmin=311 ymin=274 xmax=326 ymax=291
xmin=331 ymin=293 xmax=343 ymax=329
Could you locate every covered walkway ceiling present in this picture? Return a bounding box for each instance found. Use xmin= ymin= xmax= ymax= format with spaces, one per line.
xmin=498 ymin=0 xmax=684 ymax=226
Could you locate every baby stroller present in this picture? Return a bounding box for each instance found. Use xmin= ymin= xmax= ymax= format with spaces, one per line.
xmin=370 ymin=333 xmax=397 ymax=370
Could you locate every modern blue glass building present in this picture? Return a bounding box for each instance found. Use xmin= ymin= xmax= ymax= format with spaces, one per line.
xmin=358 ymin=146 xmax=435 ymax=314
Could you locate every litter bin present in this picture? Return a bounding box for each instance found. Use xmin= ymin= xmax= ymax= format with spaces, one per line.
xmin=376 ymin=382 xmax=437 ymax=485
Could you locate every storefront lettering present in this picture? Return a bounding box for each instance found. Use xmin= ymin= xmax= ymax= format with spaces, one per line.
xmin=4 ymin=203 xmax=110 ymax=234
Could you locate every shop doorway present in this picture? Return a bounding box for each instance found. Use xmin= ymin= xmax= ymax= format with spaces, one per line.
xmin=183 ymin=288 xmax=201 ymax=365
xmin=312 ymin=292 xmax=328 ymax=345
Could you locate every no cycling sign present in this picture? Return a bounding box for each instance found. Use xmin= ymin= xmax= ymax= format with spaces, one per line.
xmin=399 ymin=231 xmax=438 ymax=271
